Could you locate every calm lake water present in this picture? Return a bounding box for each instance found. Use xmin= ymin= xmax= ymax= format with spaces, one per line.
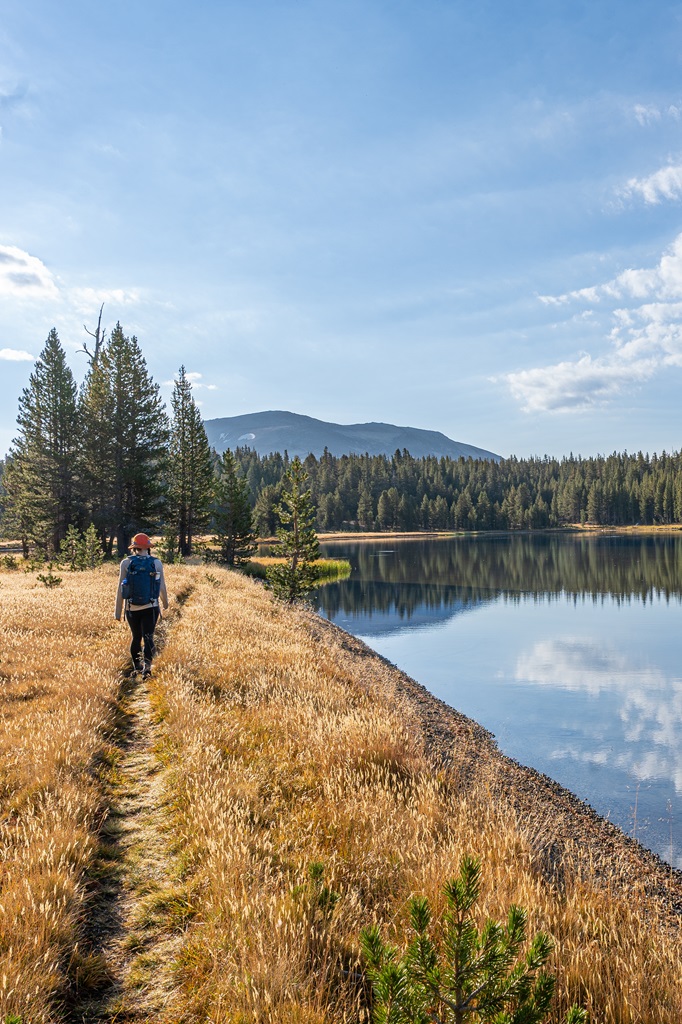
xmin=311 ymin=533 xmax=682 ymax=868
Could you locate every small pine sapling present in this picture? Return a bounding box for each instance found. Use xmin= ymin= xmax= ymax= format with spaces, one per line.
xmin=58 ymin=523 xmax=104 ymax=570
xmin=79 ymin=523 xmax=104 ymax=569
xmin=157 ymin=523 xmax=183 ymax=564
xmin=60 ymin=523 xmax=82 ymax=570
xmin=360 ymin=854 xmax=587 ymax=1024
xmin=37 ymin=563 xmax=63 ymax=588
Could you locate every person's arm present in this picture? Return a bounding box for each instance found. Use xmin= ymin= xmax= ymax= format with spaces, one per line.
xmin=115 ymin=558 xmax=130 ymax=619
xmin=156 ymin=558 xmax=169 ymax=610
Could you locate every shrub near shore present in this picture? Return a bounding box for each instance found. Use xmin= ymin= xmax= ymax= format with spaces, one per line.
xmin=1 ymin=563 xmax=681 ymax=1022
xmin=243 ymin=556 xmax=351 ymax=583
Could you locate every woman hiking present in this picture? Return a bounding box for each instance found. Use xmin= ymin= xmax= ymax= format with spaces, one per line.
xmin=115 ymin=532 xmax=169 ymax=678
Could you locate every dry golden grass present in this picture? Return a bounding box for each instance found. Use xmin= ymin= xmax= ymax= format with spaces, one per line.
xmin=0 ymin=562 xmax=194 ymax=1022
xmin=2 ymin=563 xmax=682 ymax=1023
xmin=148 ymin=567 xmax=682 ymax=1024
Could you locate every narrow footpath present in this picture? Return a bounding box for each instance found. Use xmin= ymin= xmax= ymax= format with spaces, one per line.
xmin=68 ymin=627 xmax=185 ymax=1022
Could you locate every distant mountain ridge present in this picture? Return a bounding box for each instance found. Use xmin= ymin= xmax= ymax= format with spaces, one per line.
xmin=203 ymin=411 xmax=501 ymax=462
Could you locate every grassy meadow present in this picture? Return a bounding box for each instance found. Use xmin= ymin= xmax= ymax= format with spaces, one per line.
xmin=0 ymin=562 xmax=681 ymax=1022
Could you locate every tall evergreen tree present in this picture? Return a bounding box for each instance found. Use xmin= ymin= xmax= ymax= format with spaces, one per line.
xmin=168 ymin=366 xmax=214 ymax=555
xmin=212 ymin=449 xmax=256 ymax=565
xmin=80 ymin=323 xmax=169 ymax=556
xmin=3 ymin=329 xmax=80 ymax=555
xmin=267 ymin=456 xmax=320 ymax=601
xmin=0 ymin=457 xmax=7 ymax=538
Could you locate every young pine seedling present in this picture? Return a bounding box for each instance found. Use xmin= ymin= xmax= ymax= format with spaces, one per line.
xmin=361 ymin=854 xmax=587 ymax=1024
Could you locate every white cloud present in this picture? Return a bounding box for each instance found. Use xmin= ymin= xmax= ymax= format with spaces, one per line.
xmin=0 ymin=244 xmax=59 ymax=301
xmin=543 ymin=235 xmax=682 ymax=306
xmin=619 ymin=163 xmax=682 ymax=206
xmin=0 ymin=347 xmax=34 ymax=361
xmin=507 ymin=233 xmax=682 ymax=412
xmin=539 ymin=285 xmax=602 ymax=306
xmin=505 ymin=354 xmax=655 ymax=413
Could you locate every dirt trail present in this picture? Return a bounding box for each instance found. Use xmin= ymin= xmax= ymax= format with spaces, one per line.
xmin=68 ymin=638 xmax=184 ymax=1021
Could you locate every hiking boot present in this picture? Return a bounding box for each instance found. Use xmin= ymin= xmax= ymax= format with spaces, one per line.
xmin=142 ymin=663 xmax=152 ymax=679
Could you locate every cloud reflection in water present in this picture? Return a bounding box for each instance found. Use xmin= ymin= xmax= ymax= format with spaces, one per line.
xmin=515 ymin=638 xmax=682 ymax=793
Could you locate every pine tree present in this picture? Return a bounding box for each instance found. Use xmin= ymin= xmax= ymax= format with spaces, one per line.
xmin=80 ymin=522 xmax=105 ymax=568
xmin=253 ymin=483 xmax=280 ymax=537
xmin=3 ymin=329 xmax=80 ymax=556
xmin=361 ymin=855 xmax=587 ymax=1024
xmin=168 ymin=366 xmax=214 ymax=555
xmin=357 ymin=488 xmax=375 ymax=530
xmin=267 ymin=456 xmax=320 ymax=601
xmin=80 ymin=323 xmax=169 ymax=556
xmin=59 ymin=522 xmax=104 ymax=570
xmin=213 ymin=449 xmax=256 ymax=565
xmin=60 ymin=524 xmax=82 ymax=569
xmin=0 ymin=457 xmax=6 ymax=534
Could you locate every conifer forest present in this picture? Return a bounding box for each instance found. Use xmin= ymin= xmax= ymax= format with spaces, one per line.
xmin=2 ymin=326 xmax=682 ymax=557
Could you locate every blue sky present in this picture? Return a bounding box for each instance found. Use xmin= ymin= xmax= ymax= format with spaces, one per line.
xmin=2 ymin=0 xmax=682 ymax=459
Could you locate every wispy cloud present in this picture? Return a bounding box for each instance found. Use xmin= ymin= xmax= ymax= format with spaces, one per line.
xmin=0 ymin=245 xmax=150 ymax=339
xmin=0 ymin=245 xmax=59 ymax=300
xmin=0 ymin=81 xmax=29 ymax=114
xmin=633 ymin=103 xmax=662 ymax=127
xmin=0 ymin=348 xmax=34 ymax=361
xmin=187 ymin=371 xmax=218 ymax=390
xmin=91 ymin=142 xmax=124 ymax=160
xmin=69 ymin=286 xmax=143 ymax=315
xmin=508 ymin=234 xmax=682 ymax=412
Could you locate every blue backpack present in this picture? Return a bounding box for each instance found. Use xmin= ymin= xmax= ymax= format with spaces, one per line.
xmin=121 ymin=554 xmax=160 ymax=605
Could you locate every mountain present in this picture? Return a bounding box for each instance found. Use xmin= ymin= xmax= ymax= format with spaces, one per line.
xmin=203 ymin=411 xmax=501 ymax=461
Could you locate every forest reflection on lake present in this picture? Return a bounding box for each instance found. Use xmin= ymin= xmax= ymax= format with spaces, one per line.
xmin=308 ymin=533 xmax=682 ymax=868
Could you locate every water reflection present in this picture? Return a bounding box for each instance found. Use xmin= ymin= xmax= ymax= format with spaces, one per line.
xmin=514 ymin=636 xmax=682 ymax=794
xmin=312 ymin=535 xmax=682 ymax=867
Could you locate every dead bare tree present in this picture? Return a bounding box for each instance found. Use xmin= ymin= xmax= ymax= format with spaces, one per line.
xmin=79 ymin=304 xmax=107 ymax=365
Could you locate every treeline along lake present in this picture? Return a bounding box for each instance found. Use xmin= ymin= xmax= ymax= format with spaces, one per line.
xmin=302 ymin=532 xmax=682 ymax=868
xmin=240 ymin=446 xmax=682 ymax=532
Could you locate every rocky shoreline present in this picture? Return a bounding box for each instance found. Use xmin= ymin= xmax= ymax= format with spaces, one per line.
xmin=302 ymin=608 xmax=682 ymax=922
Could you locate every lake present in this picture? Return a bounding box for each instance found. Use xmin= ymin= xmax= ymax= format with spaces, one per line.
xmin=311 ymin=533 xmax=682 ymax=868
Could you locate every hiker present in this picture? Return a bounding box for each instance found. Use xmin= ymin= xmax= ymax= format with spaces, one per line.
xmin=115 ymin=532 xmax=168 ymax=678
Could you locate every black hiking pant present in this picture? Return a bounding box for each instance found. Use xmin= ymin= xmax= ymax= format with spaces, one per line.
xmin=125 ymin=606 xmax=160 ymax=670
